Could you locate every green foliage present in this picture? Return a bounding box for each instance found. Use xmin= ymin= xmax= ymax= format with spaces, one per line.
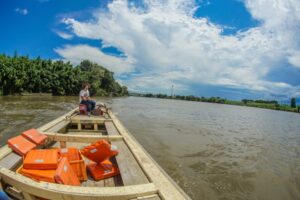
xmin=241 ymin=99 xmax=248 ymax=104
xmin=241 ymin=99 xmax=278 ymax=105
xmin=0 ymin=54 xmax=127 ymax=96
xmin=291 ymin=97 xmax=296 ymax=108
xmin=145 ymin=93 xmax=154 ymax=97
xmin=157 ymin=93 xmax=168 ymax=98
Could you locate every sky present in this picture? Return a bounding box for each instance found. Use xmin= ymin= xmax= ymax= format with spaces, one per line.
xmin=1 ymin=0 xmax=300 ymax=100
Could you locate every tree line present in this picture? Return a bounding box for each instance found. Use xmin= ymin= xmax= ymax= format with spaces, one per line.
xmin=0 ymin=54 xmax=128 ymax=96
xmin=130 ymin=92 xmax=299 ymax=113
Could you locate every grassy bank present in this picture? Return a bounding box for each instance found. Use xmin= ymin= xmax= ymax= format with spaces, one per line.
xmin=225 ymin=100 xmax=299 ymax=113
xmin=130 ymin=93 xmax=300 ymax=113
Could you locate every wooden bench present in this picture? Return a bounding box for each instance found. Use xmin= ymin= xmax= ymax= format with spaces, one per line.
xmin=105 ymin=122 xmax=149 ymax=186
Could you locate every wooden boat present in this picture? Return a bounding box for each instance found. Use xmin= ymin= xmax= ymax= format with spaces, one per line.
xmin=0 ymin=106 xmax=191 ymax=200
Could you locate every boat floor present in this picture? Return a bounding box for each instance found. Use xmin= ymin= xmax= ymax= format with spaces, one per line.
xmin=1 ymin=115 xmax=150 ymax=188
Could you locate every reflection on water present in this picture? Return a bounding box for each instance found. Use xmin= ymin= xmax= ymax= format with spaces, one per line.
xmin=1 ymin=96 xmax=300 ymax=200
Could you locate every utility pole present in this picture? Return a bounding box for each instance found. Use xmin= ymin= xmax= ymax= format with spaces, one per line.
xmin=171 ymin=85 xmax=174 ymax=98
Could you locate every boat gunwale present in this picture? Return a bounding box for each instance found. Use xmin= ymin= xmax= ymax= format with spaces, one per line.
xmin=0 ymin=166 xmax=158 ymax=200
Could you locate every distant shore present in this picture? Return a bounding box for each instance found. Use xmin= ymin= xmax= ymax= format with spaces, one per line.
xmin=2 ymin=91 xmax=299 ymax=114
xmin=129 ymin=93 xmax=300 ymax=114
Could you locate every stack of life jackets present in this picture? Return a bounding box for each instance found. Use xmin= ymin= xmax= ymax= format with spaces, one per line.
xmin=7 ymin=129 xmax=47 ymax=156
xmin=81 ymin=140 xmax=120 ymax=181
xmin=8 ymin=129 xmax=87 ymax=186
xmin=8 ymin=128 xmax=120 ymax=184
xmin=17 ymin=148 xmax=83 ymax=186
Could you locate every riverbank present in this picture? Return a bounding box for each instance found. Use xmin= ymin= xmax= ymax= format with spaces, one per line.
xmin=129 ymin=93 xmax=300 ymax=113
xmin=224 ymin=99 xmax=299 ymax=113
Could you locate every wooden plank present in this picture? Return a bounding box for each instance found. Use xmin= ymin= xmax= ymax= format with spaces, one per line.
xmin=94 ymin=124 xmax=98 ymax=131
xmin=67 ymin=129 xmax=104 ymax=133
xmin=0 ymin=152 xmax=22 ymax=170
xmin=108 ymin=111 xmax=191 ymax=200
xmin=67 ymin=132 xmax=102 ymax=135
xmin=71 ymin=116 xmax=112 ymax=124
xmin=5 ymin=186 xmax=24 ymax=200
xmin=71 ymin=115 xmax=109 ymax=120
xmin=104 ymin=176 xmax=115 ymax=187
xmin=59 ymin=141 xmax=67 ymax=148
xmin=0 ymin=146 xmax=12 ymax=160
xmin=81 ymin=172 xmax=105 ymax=187
xmin=43 ymin=132 xmax=123 ymax=143
xmin=111 ymin=157 xmax=123 ymax=187
xmin=37 ymin=108 xmax=77 ymax=132
xmin=105 ymin=122 xmax=149 ymax=186
xmin=23 ymin=192 xmax=36 ymax=200
xmin=105 ymin=122 xmax=119 ymax=136
xmin=44 ymin=119 xmax=70 ymax=133
xmin=0 ymin=167 xmax=158 ymax=200
xmin=130 ymin=194 xmax=161 ymax=200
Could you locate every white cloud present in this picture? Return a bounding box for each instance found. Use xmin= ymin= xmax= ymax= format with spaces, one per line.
xmin=15 ymin=8 xmax=28 ymax=15
xmin=123 ymin=71 xmax=190 ymax=93
xmin=54 ymin=30 xmax=73 ymax=40
xmin=293 ymin=91 xmax=300 ymax=97
xmin=287 ymin=51 xmax=300 ymax=68
xmin=54 ymin=44 xmax=134 ymax=74
xmin=56 ymin=0 xmax=300 ymax=97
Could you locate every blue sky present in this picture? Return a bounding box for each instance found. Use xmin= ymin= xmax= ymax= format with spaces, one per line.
xmin=1 ymin=0 xmax=300 ymax=100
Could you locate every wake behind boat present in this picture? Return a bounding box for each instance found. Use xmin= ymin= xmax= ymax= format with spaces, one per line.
xmin=0 ymin=105 xmax=191 ymax=200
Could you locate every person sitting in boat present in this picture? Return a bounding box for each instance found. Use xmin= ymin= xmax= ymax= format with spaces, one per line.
xmin=79 ymin=83 xmax=96 ymax=113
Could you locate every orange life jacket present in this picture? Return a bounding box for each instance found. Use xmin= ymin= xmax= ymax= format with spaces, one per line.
xmin=22 ymin=128 xmax=47 ymax=145
xmin=23 ymin=149 xmax=59 ymax=170
xmin=80 ymin=140 xmax=118 ymax=163
xmin=59 ymin=147 xmax=87 ymax=181
xmin=87 ymin=159 xmax=120 ymax=181
xmin=7 ymin=135 xmax=36 ymax=156
xmin=54 ymin=157 xmax=81 ymax=186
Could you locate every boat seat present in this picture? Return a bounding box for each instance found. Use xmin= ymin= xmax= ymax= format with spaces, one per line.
xmin=105 ymin=122 xmax=149 ymax=185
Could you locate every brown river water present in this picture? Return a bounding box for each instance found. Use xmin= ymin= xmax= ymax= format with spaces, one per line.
xmin=0 ymin=96 xmax=300 ymax=200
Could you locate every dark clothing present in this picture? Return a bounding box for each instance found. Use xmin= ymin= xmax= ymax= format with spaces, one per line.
xmin=80 ymin=100 xmax=96 ymax=112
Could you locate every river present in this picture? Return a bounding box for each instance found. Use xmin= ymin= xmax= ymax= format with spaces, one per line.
xmin=1 ymin=96 xmax=300 ymax=200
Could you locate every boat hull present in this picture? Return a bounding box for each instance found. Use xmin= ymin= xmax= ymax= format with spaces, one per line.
xmin=0 ymin=107 xmax=191 ymax=200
